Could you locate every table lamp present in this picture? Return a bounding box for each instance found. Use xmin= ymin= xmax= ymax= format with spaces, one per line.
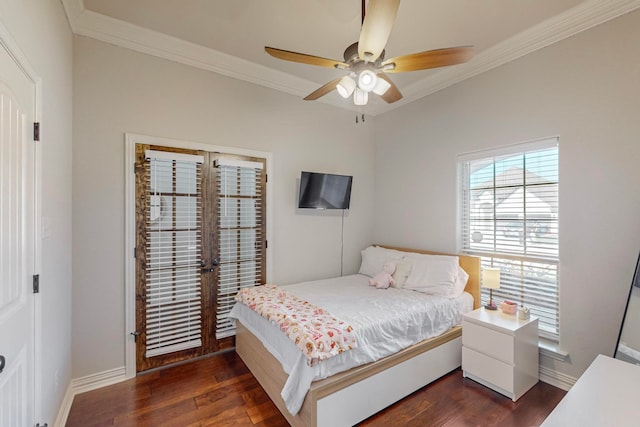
xmin=482 ymin=267 xmax=501 ymax=310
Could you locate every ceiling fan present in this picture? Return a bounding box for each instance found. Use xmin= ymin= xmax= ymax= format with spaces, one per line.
xmin=265 ymin=0 xmax=473 ymax=106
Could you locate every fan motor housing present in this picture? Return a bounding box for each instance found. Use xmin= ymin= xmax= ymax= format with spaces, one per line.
xmin=343 ymin=42 xmax=385 ymax=66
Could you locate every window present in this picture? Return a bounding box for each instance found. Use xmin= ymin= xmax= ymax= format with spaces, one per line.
xmin=458 ymin=137 xmax=559 ymax=340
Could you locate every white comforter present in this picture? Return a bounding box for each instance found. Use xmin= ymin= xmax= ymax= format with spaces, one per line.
xmin=229 ymin=274 xmax=473 ymax=415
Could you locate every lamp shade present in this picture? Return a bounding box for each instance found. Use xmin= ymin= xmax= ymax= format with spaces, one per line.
xmin=482 ymin=267 xmax=501 ymax=289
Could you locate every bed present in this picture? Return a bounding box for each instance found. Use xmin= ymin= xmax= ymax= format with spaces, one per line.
xmin=232 ymin=245 xmax=480 ymax=427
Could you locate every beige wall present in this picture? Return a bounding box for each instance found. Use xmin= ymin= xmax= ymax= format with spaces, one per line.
xmin=373 ymin=10 xmax=640 ymax=379
xmin=72 ymin=36 xmax=376 ymax=378
xmin=0 ymin=0 xmax=73 ymax=422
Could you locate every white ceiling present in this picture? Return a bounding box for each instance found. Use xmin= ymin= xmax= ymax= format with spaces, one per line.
xmin=63 ymin=0 xmax=640 ymax=115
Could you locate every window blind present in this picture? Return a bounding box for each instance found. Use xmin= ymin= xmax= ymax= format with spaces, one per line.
xmin=215 ymin=159 xmax=264 ymax=339
xmin=458 ymin=138 xmax=560 ymax=339
xmin=144 ymin=150 xmax=203 ymax=357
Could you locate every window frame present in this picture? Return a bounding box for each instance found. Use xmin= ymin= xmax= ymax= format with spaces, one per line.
xmin=457 ymin=137 xmax=560 ymax=341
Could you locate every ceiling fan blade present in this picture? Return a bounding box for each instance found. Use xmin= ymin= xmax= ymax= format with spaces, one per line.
xmin=265 ymin=47 xmax=347 ymax=69
xmin=382 ymin=46 xmax=474 ymax=73
xmin=378 ymin=74 xmax=403 ymax=103
xmin=303 ymin=77 xmax=343 ymax=101
xmin=358 ymin=0 xmax=400 ymax=62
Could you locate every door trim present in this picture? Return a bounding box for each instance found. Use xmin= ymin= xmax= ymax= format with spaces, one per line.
xmin=0 ymin=19 xmax=43 ymax=423
xmin=124 ymin=133 xmax=273 ymax=378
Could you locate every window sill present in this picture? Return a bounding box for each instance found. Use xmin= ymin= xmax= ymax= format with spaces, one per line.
xmin=539 ymin=338 xmax=569 ymax=362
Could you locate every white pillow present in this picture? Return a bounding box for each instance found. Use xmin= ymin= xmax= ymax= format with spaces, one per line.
xmin=358 ymin=246 xmax=406 ymax=277
xmin=403 ymin=252 xmax=459 ymax=263
xmin=404 ymin=254 xmax=460 ymax=297
xmin=450 ymin=266 xmax=469 ymax=298
xmin=390 ymin=259 xmax=413 ymax=288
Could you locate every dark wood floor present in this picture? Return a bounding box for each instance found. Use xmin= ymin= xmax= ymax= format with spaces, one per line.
xmin=66 ymin=350 xmax=565 ymax=427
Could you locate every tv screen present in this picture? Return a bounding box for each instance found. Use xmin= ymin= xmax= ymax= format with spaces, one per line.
xmin=298 ymin=171 xmax=352 ymax=209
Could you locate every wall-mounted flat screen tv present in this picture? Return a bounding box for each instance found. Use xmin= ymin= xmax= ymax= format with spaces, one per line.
xmin=298 ymin=171 xmax=352 ymax=210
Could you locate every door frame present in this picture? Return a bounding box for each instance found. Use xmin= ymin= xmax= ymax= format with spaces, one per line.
xmin=124 ymin=133 xmax=272 ymax=378
xmin=0 ymin=20 xmax=43 ymax=423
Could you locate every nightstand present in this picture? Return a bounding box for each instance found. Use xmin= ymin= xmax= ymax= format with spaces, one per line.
xmin=462 ymin=307 xmax=539 ymax=401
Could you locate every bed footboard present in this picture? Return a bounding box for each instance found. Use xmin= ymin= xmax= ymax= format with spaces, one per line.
xmin=236 ymin=321 xmax=462 ymax=427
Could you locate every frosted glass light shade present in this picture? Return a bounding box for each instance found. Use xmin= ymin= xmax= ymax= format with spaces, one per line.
xmin=372 ymin=77 xmax=391 ymax=95
xmin=357 ymin=70 xmax=377 ymax=92
xmin=353 ymin=88 xmax=368 ymax=105
xmin=336 ymin=76 xmax=356 ymax=98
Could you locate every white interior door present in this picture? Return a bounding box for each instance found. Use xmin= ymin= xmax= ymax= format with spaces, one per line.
xmin=0 ymin=40 xmax=36 ymax=426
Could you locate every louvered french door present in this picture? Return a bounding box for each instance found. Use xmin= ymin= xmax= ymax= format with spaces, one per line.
xmin=211 ymin=155 xmax=266 ymax=339
xmin=134 ymin=145 xmax=265 ymax=372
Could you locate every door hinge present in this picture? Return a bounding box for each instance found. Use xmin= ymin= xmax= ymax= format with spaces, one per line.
xmin=32 ymin=274 xmax=40 ymax=294
xmin=265 ymin=240 xmax=268 ymax=249
xmin=133 ymin=247 xmax=137 ymax=258
xmin=130 ymin=331 xmax=140 ymax=342
xmin=33 ymin=122 xmax=40 ymax=141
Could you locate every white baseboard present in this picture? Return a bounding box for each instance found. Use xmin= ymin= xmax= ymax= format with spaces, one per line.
xmin=539 ymin=364 xmax=576 ymax=391
xmin=53 ymin=386 xmax=75 ymax=427
xmin=53 ymin=366 xmax=127 ymax=427
xmin=70 ymin=366 xmax=127 ymax=394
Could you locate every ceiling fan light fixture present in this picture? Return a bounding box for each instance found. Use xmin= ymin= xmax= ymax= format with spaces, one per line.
xmin=357 ymin=69 xmax=377 ymax=92
xmin=266 ymin=1 xmax=472 ymax=106
xmin=372 ymin=77 xmax=391 ymax=95
xmin=353 ymin=88 xmax=368 ymax=105
xmin=336 ymin=76 xmax=356 ymax=98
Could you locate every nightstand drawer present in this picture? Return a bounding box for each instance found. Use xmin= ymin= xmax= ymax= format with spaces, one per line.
xmin=463 ymin=320 xmax=514 ymax=363
xmin=463 ymin=347 xmax=514 ymax=393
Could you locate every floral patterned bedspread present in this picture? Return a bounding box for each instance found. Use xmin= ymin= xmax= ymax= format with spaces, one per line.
xmin=235 ymin=284 xmax=357 ymax=366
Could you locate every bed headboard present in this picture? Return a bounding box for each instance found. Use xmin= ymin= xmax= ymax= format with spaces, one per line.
xmin=377 ymin=245 xmax=481 ymax=310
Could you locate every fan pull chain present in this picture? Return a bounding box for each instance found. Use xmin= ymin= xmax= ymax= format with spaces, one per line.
xmin=355 ymin=114 xmax=365 ymax=124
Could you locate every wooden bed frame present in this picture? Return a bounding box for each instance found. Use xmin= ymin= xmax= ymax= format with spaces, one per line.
xmin=235 ymin=246 xmax=480 ymax=427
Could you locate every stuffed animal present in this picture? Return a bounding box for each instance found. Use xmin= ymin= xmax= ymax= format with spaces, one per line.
xmin=368 ymin=261 xmax=396 ymax=289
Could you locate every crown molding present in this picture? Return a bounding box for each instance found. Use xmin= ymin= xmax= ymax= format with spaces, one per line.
xmin=62 ymin=0 xmax=640 ymax=116
xmin=61 ymin=0 xmax=364 ymax=113
xmin=61 ymin=0 xmax=84 ymax=23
